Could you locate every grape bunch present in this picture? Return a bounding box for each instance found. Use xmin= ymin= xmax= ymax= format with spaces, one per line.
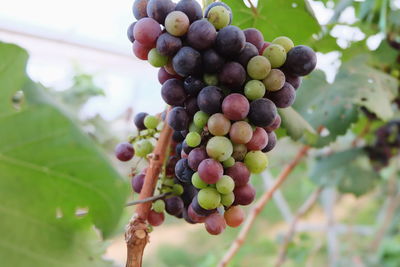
xmin=118 ymin=0 xmax=317 ymax=235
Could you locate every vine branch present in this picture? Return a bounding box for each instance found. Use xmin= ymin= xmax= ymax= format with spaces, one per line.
xmin=218 ymin=145 xmax=310 ymax=267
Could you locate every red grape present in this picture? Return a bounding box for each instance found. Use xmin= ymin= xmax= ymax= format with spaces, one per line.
xmin=222 ymin=93 xmax=250 ymax=121
xmin=198 ymin=158 xmax=223 ymax=184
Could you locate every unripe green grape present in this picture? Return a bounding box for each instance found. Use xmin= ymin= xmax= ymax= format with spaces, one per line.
xmin=189 ymin=122 xmax=202 ymax=134
xmin=262 ymin=44 xmax=286 ymax=68
xmin=216 ymin=175 xmax=235 ymax=194
xmin=165 ymin=11 xmax=190 ymax=37
xmin=163 ymin=178 xmax=175 ymax=187
xmin=144 ymin=115 xmax=159 ymax=129
xmin=263 ymin=69 xmax=285 ymax=92
xmin=206 ymin=136 xmax=233 ymax=162
xmin=221 ymin=192 xmax=235 ymax=207
xmin=247 ymin=56 xmax=271 ymax=80
xmin=134 ymin=139 xmax=154 ymax=157
xmin=172 ymin=184 xmax=184 ymax=195
xmin=148 ymin=48 xmax=168 ymax=67
xmin=207 ymin=6 xmax=230 ymax=30
xmin=244 ymin=80 xmax=266 ymax=100
xmin=204 ymin=73 xmax=218 ymax=86
xmin=193 ymin=111 xmax=209 ymax=128
xmin=198 ymin=187 xmax=221 ymax=210
xmin=223 ymin=157 xmax=235 ymax=168
xmin=272 ymin=36 xmax=294 ymax=52
xmin=185 ymin=132 xmax=201 ymax=147
xmin=152 ymin=200 xmax=165 ymax=213
xmin=192 ymin=172 xmax=208 ymax=189
xmin=244 ymin=150 xmax=268 ymax=173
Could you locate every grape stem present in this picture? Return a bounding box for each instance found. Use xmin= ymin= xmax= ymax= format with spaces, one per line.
xmin=125 ymin=108 xmax=173 ymax=267
xmin=218 ymin=145 xmax=310 ymax=267
xmin=246 ymin=0 xmax=258 ymax=16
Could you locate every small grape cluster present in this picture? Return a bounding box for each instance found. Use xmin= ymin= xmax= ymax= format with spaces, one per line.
xmin=120 ymin=0 xmax=317 ymax=234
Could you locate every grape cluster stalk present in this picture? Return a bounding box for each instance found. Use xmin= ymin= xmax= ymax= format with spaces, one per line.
xmin=117 ymin=0 xmax=317 ymax=259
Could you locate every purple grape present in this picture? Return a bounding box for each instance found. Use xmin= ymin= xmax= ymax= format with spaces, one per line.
xmin=222 ymin=93 xmax=250 ymax=121
xmin=134 ymin=112 xmax=148 ymax=130
xmin=202 ymin=49 xmax=225 ymax=73
xmin=233 ymin=184 xmax=256 ymax=206
xmin=175 ymin=0 xmax=203 ymax=23
xmin=283 ymin=70 xmax=302 ymax=89
xmin=181 ymin=184 xmax=198 ymax=206
xmin=166 ymin=156 xmax=179 ymax=176
xmin=264 ymin=115 xmax=281 ymax=133
xmin=188 ymin=147 xmax=208 ymax=171
xmin=225 ymin=162 xmax=250 ymax=187
xmin=176 ymin=142 xmax=183 ymax=155
xmin=132 ymin=173 xmax=145 ymax=193
xmin=115 ymin=142 xmax=134 ymax=161
xmin=172 ymin=46 xmax=202 ymax=77
xmin=132 ymin=0 xmax=149 ymax=20
xmin=173 ymin=131 xmax=185 ymax=142
xmin=146 ymin=0 xmax=175 ymax=25
xmin=283 ymin=45 xmax=317 ymax=76
xmin=182 ymin=140 xmax=194 ymax=154
xmin=165 ymin=196 xmax=184 ymax=216
xmin=236 ymin=42 xmax=259 ymax=67
xmin=197 ymin=86 xmax=224 ymax=115
xmin=262 ymin=131 xmax=277 ymax=152
xmin=248 ymin=98 xmax=277 ymax=127
xmin=184 ymin=76 xmax=205 ymax=96
xmin=127 ymin=22 xmax=136 ymax=43
xmin=266 ymin=82 xmax=296 ymax=108
xmin=156 ymin=33 xmax=182 ymax=57
xmin=218 ymin=62 xmax=246 ymax=89
xmin=243 ymin=28 xmax=264 ymax=51
xmin=168 ymin=107 xmax=190 ymax=131
xmin=187 ymin=19 xmax=217 ymax=51
xmin=175 ymin=158 xmax=194 ymax=183
xmin=184 ymin=96 xmax=199 ymax=116
xmin=191 ymin=195 xmax=217 ymax=216
xmin=216 ymin=25 xmax=246 ymax=57
xmin=161 ymin=78 xmax=187 ymax=106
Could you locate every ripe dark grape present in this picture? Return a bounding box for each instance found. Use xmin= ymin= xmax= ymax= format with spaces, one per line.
xmin=226 ymin=162 xmax=250 ymax=187
xmin=266 ymin=82 xmax=296 ymax=108
xmin=222 ymin=93 xmax=250 ymax=121
xmin=173 ymin=131 xmax=185 ymax=142
xmin=198 ymin=158 xmax=223 ymax=184
xmin=184 ymin=76 xmax=205 ymax=96
xmin=233 ymin=184 xmax=256 ymax=206
xmin=236 ymin=42 xmax=259 ymax=67
xmin=188 ymin=205 xmax=206 ymax=223
xmin=283 ymin=70 xmax=302 ymax=89
xmin=247 ymin=127 xmax=269 ymax=151
xmin=134 ymin=112 xmax=148 ymax=130
xmin=202 ymin=49 xmax=225 ymax=73
xmin=187 ymin=19 xmax=217 ymax=51
xmin=127 ymin=22 xmax=136 ymax=43
xmin=243 ymin=28 xmax=264 ymax=51
xmin=204 ymin=2 xmax=232 ymax=24
xmin=132 ymin=0 xmax=149 ymax=20
xmin=248 ymin=98 xmax=277 ymax=127
xmin=181 ymin=184 xmax=198 ymax=206
xmin=264 ymin=115 xmax=281 ymax=133
xmin=172 ymin=46 xmax=202 ymax=77
xmin=161 ymin=78 xmax=187 ymax=106
xmin=165 ymin=196 xmax=185 ymax=216
xmin=216 ymin=25 xmax=246 ymax=57
xmin=219 ymin=62 xmax=246 ymax=89
xmin=115 ymin=142 xmax=134 ymax=161
xmin=224 ymin=206 xmax=245 ymax=228
xmin=156 ymin=33 xmax=182 ymax=57
xmin=168 ymin=106 xmax=190 ymax=131
xmin=166 ymin=156 xmax=179 ymax=176
xmin=205 ymin=213 xmax=226 ymax=235
xmin=132 ymin=173 xmax=145 ymax=193
xmin=184 ymin=96 xmax=199 ymax=116
xmin=263 ymin=131 xmax=277 ymax=152
xmin=197 ymin=86 xmax=224 ymax=115
xmin=188 ymin=147 xmax=208 ymax=171
xmin=176 ymin=140 xmax=183 ymax=156
xmin=132 ymin=41 xmax=152 ymax=60
xmin=182 ymin=140 xmax=194 ymax=154
xmin=146 ymin=0 xmax=175 ymax=24
xmin=134 ymin=18 xmax=162 ymax=46
xmin=283 ymin=45 xmax=317 ymax=76
xmin=175 ymin=158 xmax=194 ymax=183
xmin=191 ymin=195 xmax=216 ymax=216
xmin=148 ymin=210 xmax=165 ymax=226
xmin=158 ymin=67 xmax=180 ymax=84
xmin=175 ymin=0 xmax=203 ymax=23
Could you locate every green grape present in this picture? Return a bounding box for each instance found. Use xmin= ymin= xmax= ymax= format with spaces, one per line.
xmin=244 ymin=80 xmax=266 ymax=100
xmin=247 ymin=55 xmax=271 ymax=80
xmin=263 ymin=69 xmax=285 ymax=92
xmin=198 ymin=187 xmax=221 ymax=210
xmin=144 ymin=115 xmax=159 ymax=129
xmin=216 ymin=175 xmax=235 ymax=194
xmin=262 ymin=44 xmax=286 ymax=68
xmin=152 ymin=199 xmax=165 ymax=213
xmin=134 ymin=139 xmax=154 ymax=157
xmin=244 ymin=151 xmax=268 ymax=174
xmin=204 ymin=73 xmax=218 ymax=86
xmin=272 ymin=36 xmax=294 ymax=52
xmin=163 ymin=178 xmax=175 ymax=187
xmin=192 ymin=172 xmax=208 ymax=189
xmin=148 ymin=48 xmax=168 ymax=67
xmin=172 ymin=184 xmax=184 ymax=195
xmin=189 ymin=122 xmax=202 ymax=134
xmin=162 ymin=187 xmax=173 ymax=193
xmin=221 ymin=192 xmax=235 ymax=207
xmin=206 ymin=136 xmax=233 ymax=162
xmin=232 ymin=143 xmax=247 ymax=161
xmin=165 ymin=11 xmax=189 ymax=37
xmin=193 ymin=111 xmax=209 ymax=128
xmin=207 ymin=6 xmax=230 ymax=29
xmin=185 ymin=132 xmax=201 ymax=147
xmin=223 ymin=157 xmax=235 ymax=168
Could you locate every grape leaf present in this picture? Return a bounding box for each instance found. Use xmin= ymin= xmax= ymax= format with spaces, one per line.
xmin=278 ymin=107 xmax=317 ymax=142
xmin=0 ymin=43 xmax=129 ymax=266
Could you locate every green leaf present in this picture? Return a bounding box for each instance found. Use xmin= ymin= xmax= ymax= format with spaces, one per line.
xmin=0 ymin=43 xmax=128 ymax=266
xmin=278 ymin=107 xmax=317 ymax=143
xmin=224 ymin=0 xmax=321 ymax=44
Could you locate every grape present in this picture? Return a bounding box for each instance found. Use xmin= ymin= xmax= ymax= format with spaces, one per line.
xmin=148 ymin=210 xmax=165 ymax=226
xmin=272 ymin=36 xmax=294 ymax=52
xmin=175 ymin=0 xmax=203 ymax=23
xmin=191 ymin=172 xmax=208 ymax=189
xmin=262 ymin=131 xmax=277 ymax=152
xmin=127 ymin=22 xmax=136 ymax=43
xmin=263 ymin=69 xmax=285 ymax=92
xmin=221 ymin=192 xmax=235 ymax=207
xmin=181 ymin=184 xmax=198 ymax=206
xmin=172 ymin=46 xmax=202 ymax=77
xmin=203 ymin=73 xmax=218 ymax=86
xmin=144 ymin=115 xmax=160 ymax=129
xmin=182 ymin=140 xmax=194 ymax=154
xmin=161 ymin=78 xmax=186 ymax=106
xmin=216 ymin=25 xmax=246 ymax=57
xmin=264 ymin=115 xmax=281 ymax=133
xmin=247 ymin=55 xmax=271 ymax=80
xmin=193 ymin=111 xmax=209 ymax=128
xmin=182 ymin=208 xmax=195 ymax=224
xmin=186 ymin=132 xmax=201 ymax=147
xmin=134 ymin=112 xmax=148 ymax=130
xmin=224 ymin=206 xmax=245 ymax=228
xmin=247 ymin=127 xmax=269 ymax=151
xmin=165 ymin=11 xmax=189 ymax=37
xmin=152 ymin=199 xmax=165 ymax=213
xmin=204 ymin=2 xmax=232 ymax=24
xmin=168 ymin=106 xmax=190 ymax=131
xmin=225 ymin=162 xmax=250 ymax=187
xmin=189 ymin=123 xmax=202 ymax=134
xmin=208 ymin=113 xmax=231 ymax=136
xmin=156 ymin=33 xmax=182 ymax=57
xmin=207 ymin=6 xmax=231 ymax=29
xmin=132 ymin=0 xmax=149 ymax=20
xmin=259 ymin=42 xmax=271 ymax=55
xmin=173 ymin=131 xmax=185 ymax=142
xmin=173 ymin=184 xmax=184 ymax=195
xmin=284 ymin=71 xmax=302 ymax=89
xmin=263 ymin=44 xmax=287 ymax=68
xmin=219 ymin=62 xmax=246 ymax=89
xmin=233 ymin=184 xmax=256 ymax=206
xmin=198 ymin=158 xmax=223 ymax=184
xmin=175 ymin=158 xmax=194 ymax=183
xmin=191 ymin=196 xmax=217 ymax=216
xmin=134 ymin=139 xmax=154 ymax=157
xmin=243 ymin=28 xmax=264 ymax=51
xmin=236 ymin=42 xmax=259 ymax=67
xmin=205 ymin=213 xmax=226 ymax=235
xmin=244 ymin=80 xmax=266 ymax=100
xmin=216 ymin=175 xmax=235 ymax=194
xmin=187 ymin=205 xmax=206 ymax=223
xmin=229 ymin=121 xmax=253 ymax=144
xmin=244 ymin=150 xmax=268 ymax=173
xmin=206 ymin=136 xmax=233 ymax=162
xmin=197 ymin=86 xmax=224 ymax=115
xmin=165 ymin=196 xmax=184 ymax=216
xmin=146 ymin=0 xmax=175 ymax=24
xmin=164 ymin=59 xmax=179 ymax=75
xmin=202 ymin=49 xmax=225 ymax=73
xmin=248 ymin=98 xmax=277 ymax=127
xmin=148 ymin=48 xmax=168 ymax=67
xmin=222 ymin=93 xmax=250 ymax=121
xmin=158 ymin=67 xmax=180 ymax=84
xmin=283 ymin=45 xmax=317 ymax=76
xmin=187 ymin=19 xmax=217 ymax=51
xmin=198 ymin=187 xmax=221 ymax=210
xmin=266 ymin=82 xmax=296 ymax=108
xmin=166 ymin=155 xmax=179 ymax=176
xmin=184 ymin=76 xmax=205 ymax=96
xmin=132 ymin=41 xmax=152 ymax=60
xmin=134 ymin=18 xmax=162 ymax=46
xmin=176 ymin=142 xmax=183 ymax=155
xmin=232 ymin=144 xmax=248 ymax=161
xmin=132 ymin=173 xmax=145 ymax=193
xmin=223 ymin=157 xmax=235 ymax=168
